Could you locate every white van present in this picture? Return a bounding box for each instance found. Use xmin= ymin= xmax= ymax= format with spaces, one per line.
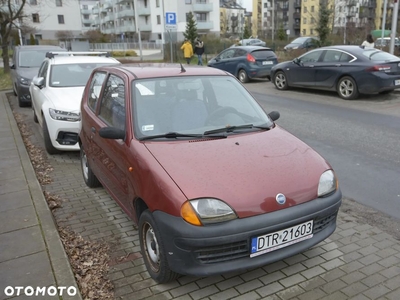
xmin=375 ymin=37 xmax=400 ymax=47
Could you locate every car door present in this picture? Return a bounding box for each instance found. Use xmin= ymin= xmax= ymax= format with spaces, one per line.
xmin=209 ymin=48 xmax=236 ymax=73
xmin=90 ymin=73 xmax=135 ymax=212
xmin=315 ymin=50 xmax=354 ymax=89
xmin=288 ymin=50 xmax=323 ymax=87
xmin=30 ymin=60 xmax=49 ymax=126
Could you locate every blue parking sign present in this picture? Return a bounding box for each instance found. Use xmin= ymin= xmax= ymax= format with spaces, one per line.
xmin=165 ymin=12 xmax=176 ymax=25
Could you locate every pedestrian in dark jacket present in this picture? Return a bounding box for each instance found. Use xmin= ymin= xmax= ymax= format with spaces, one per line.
xmin=194 ymin=37 xmax=205 ymax=66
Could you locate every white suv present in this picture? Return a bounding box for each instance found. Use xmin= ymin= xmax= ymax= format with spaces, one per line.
xmin=30 ymin=52 xmax=120 ymax=154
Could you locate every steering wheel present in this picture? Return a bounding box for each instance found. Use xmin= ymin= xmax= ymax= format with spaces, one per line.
xmin=205 ymin=106 xmax=240 ymax=126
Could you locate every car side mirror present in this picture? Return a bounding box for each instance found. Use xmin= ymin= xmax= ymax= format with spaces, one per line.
xmin=32 ymin=77 xmax=45 ymax=88
xmin=99 ymin=127 xmax=125 ymax=140
xmin=293 ymin=58 xmax=300 ymax=64
xmin=10 ymin=64 xmax=15 ymax=70
xmin=268 ymin=111 xmax=280 ymax=122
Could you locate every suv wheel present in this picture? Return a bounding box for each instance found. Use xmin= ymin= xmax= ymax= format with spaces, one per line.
xmin=80 ymin=146 xmax=101 ymax=188
xmin=139 ymin=210 xmax=179 ymax=283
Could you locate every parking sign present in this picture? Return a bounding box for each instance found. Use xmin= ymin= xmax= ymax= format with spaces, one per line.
xmin=165 ymin=12 xmax=177 ymax=29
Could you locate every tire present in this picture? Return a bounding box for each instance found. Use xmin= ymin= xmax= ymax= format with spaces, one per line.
xmin=33 ymin=108 xmax=38 ymax=123
xmin=274 ymin=71 xmax=289 ymax=90
xmin=43 ymin=118 xmax=61 ymax=155
xmin=238 ymin=69 xmax=249 ymax=83
xmin=337 ymin=76 xmax=359 ymax=100
xmin=139 ymin=210 xmax=179 ymax=283
xmin=80 ymin=146 xmax=101 ymax=188
xmin=13 ymin=85 xmax=17 ymax=96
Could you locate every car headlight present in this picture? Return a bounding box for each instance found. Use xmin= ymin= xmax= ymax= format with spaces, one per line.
xmin=292 ymin=46 xmax=299 ymax=49
xmin=318 ymin=170 xmax=338 ymax=197
xmin=19 ymin=77 xmax=30 ymax=85
xmin=181 ymin=198 xmax=237 ymax=226
xmin=49 ymin=108 xmax=81 ymax=122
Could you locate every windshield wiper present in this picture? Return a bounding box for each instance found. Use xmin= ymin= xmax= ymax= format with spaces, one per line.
xmin=139 ymin=131 xmax=227 ymax=141
xmin=203 ymin=124 xmax=270 ymax=136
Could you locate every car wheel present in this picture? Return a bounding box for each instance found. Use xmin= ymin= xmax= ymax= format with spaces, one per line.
xmin=139 ymin=210 xmax=179 ymax=283
xmin=274 ymin=71 xmax=289 ymax=90
xmin=337 ymin=76 xmax=359 ymax=100
xmin=80 ymin=146 xmax=101 ymax=188
xmin=43 ymin=118 xmax=61 ymax=155
xmin=33 ymin=108 xmax=38 ymax=123
xmin=238 ymin=69 xmax=249 ymax=83
xmin=13 ymin=85 xmax=17 ymax=96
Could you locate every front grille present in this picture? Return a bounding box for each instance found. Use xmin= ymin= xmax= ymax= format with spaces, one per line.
xmin=195 ymin=240 xmax=248 ymax=264
xmin=313 ymin=212 xmax=337 ymax=234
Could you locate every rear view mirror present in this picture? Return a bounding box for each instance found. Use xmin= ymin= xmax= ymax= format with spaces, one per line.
xmin=293 ymin=58 xmax=300 ymax=64
xmin=10 ymin=65 xmax=15 ymax=70
xmin=32 ymin=77 xmax=44 ymax=88
xmin=99 ymin=127 xmax=125 ymax=140
xmin=268 ymin=111 xmax=280 ymax=122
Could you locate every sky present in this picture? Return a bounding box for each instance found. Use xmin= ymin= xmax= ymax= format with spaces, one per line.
xmin=240 ymin=0 xmax=252 ymax=12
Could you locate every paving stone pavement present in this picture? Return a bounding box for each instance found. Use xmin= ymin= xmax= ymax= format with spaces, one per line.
xmin=6 ymin=92 xmax=400 ymax=300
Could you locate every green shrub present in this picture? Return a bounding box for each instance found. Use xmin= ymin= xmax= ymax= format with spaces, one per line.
xmin=111 ymin=50 xmax=138 ymax=57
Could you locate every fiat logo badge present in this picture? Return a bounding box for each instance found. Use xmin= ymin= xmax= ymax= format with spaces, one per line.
xmin=276 ymin=193 xmax=286 ymax=205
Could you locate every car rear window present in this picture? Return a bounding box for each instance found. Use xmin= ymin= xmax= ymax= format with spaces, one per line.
xmin=362 ymin=50 xmax=400 ymax=62
xmin=251 ymin=50 xmax=276 ymax=59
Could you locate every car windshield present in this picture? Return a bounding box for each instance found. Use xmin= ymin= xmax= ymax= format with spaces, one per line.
xmin=362 ymin=49 xmax=400 ymax=61
xmin=50 ymin=63 xmax=115 ymax=87
xmin=290 ymin=37 xmax=309 ymax=44
xmin=18 ymin=50 xmax=52 ymax=68
xmin=132 ymin=76 xmax=273 ymax=139
xmin=252 ymin=50 xmax=276 ymax=59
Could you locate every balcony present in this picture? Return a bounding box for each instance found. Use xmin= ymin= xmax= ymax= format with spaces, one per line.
xmin=347 ymin=0 xmax=358 ymax=6
xmin=193 ymin=3 xmax=213 ymax=12
xmin=139 ymin=23 xmax=152 ymax=31
xmin=117 ymin=9 xmax=134 ymax=18
xmin=293 ymin=12 xmax=300 ymax=19
xmin=347 ymin=11 xmax=357 ymax=17
xmin=197 ymin=21 xmax=214 ymax=30
xmin=82 ymin=18 xmax=92 ymax=25
xmin=293 ymin=23 xmax=300 ymax=30
xmin=138 ymin=6 xmax=150 ymax=15
xmin=103 ymin=12 xmax=115 ymax=22
xmin=360 ymin=9 xmax=375 ymax=18
xmin=92 ymin=7 xmax=99 ymax=14
xmin=294 ymin=1 xmax=301 ymax=9
xmin=115 ymin=0 xmax=133 ymax=4
xmin=116 ymin=24 xmax=136 ymax=33
xmin=361 ymin=0 xmax=376 ymax=8
xmin=103 ymin=27 xmax=115 ymax=34
xmin=81 ymin=9 xmax=91 ymax=14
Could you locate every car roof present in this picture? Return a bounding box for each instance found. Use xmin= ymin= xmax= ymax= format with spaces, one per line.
xmin=232 ymin=46 xmax=272 ymax=51
xmin=311 ymin=45 xmax=372 ymax=52
xmin=50 ymin=55 xmax=120 ymax=65
xmin=96 ymin=63 xmax=230 ymax=79
xmin=16 ymin=45 xmax=65 ymax=51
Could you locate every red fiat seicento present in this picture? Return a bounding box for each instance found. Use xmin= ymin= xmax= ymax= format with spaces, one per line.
xmin=79 ymin=64 xmax=342 ymax=283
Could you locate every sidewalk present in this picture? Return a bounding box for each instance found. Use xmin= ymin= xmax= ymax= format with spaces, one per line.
xmin=0 ymin=92 xmax=81 ymax=300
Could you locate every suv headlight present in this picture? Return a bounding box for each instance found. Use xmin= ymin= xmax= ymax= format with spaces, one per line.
xmin=49 ymin=108 xmax=81 ymax=122
xmin=19 ymin=77 xmax=30 ymax=85
xmin=318 ymin=170 xmax=338 ymax=197
xmin=181 ymin=198 xmax=237 ymax=226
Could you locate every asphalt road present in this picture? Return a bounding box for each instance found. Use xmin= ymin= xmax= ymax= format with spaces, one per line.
xmin=245 ymin=81 xmax=400 ymax=221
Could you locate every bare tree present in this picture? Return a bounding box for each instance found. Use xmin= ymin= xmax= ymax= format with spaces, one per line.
xmin=0 ymin=0 xmax=27 ymax=73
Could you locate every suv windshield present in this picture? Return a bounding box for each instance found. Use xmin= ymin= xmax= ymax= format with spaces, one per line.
xmin=19 ymin=50 xmax=52 ymax=68
xmin=50 ymin=63 xmax=115 ymax=87
xmin=132 ymin=76 xmax=273 ymax=139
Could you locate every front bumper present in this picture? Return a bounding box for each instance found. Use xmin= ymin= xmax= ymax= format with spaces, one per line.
xmin=16 ymin=84 xmax=31 ymax=104
xmin=45 ymin=116 xmax=81 ymax=151
xmin=154 ymin=190 xmax=342 ymax=277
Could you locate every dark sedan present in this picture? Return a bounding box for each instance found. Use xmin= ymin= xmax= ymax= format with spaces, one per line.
xmin=208 ymin=46 xmax=278 ymax=83
xmin=271 ymin=45 xmax=400 ymax=100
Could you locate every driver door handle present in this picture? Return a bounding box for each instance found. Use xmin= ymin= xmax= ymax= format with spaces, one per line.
xmin=91 ymin=127 xmax=96 ymax=133
xmin=335 ymin=64 xmax=341 ymax=67
xmin=308 ymin=65 xmax=314 ymax=68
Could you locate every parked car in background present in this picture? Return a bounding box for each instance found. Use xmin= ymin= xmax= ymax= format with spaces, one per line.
xmin=374 ymin=37 xmax=400 ymax=48
xmin=30 ymin=51 xmax=120 ymax=154
xmin=284 ymin=37 xmax=319 ymax=51
xmin=208 ymin=46 xmax=278 ymax=83
xmin=10 ymin=45 xmax=66 ymax=107
xmin=238 ymin=38 xmax=266 ymax=47
xmin=80 ymin=63 xmax=342 ymax=283
xmin=271 ymin=45 xmax=400 ymax=100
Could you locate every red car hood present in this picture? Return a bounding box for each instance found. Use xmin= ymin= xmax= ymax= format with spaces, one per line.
xmin=144 ymin=126 xmax=331 ymax=218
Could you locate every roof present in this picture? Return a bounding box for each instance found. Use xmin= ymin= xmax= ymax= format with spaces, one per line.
xmin=98 ymin=63 xmax=230 ymax=79
xmin=16 ymin=45 xmax=65 ymax=51
xmin=51 ymin=55 xmax=119 ymax=65
xmin=233 ymin=46 xmax=272 ymax=51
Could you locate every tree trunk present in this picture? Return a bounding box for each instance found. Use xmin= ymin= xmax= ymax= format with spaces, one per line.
xmin=1 ymin=24 xmax=11 ymax=74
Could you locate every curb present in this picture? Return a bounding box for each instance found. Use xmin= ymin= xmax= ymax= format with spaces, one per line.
xmin=2 ymin=91 xmax=82 ymax=300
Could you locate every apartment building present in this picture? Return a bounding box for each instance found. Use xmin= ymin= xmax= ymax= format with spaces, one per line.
xmin=19 ymin=0 xmax=83 ymax=41
xmin=91 ymin=0 xmax=220 ymax=42
xmin=80 ymin=0 xmax=99 ymax=32
xmin=220 ymin=0 xmax=246 ymax=37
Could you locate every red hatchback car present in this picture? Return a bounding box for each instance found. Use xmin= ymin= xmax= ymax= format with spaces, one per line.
xmin=79 ymin=64 xmax=342 ymax=283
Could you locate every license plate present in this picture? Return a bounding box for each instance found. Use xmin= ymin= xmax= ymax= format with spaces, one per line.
xmin=250 ymin=220 xmax=313 ymax=258
xmin=395 ymin=79 xmax=400 ymax=85
xmin=262 ymin=61 xmax=273 ymax=65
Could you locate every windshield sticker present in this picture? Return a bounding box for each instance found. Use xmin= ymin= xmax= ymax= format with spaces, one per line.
xmin=142 ymin=125 xmax=154 ymax=131
xmin=111 ymin=93 xmax=119 ymax=97
xmin=52 ymin=81 xmax=60 ymax=85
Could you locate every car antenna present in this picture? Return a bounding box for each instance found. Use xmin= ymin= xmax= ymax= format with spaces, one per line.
xmin=179 ymin=62 xmax=186 ymax=73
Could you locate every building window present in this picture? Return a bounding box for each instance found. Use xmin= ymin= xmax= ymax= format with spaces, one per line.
xmin=264 ymin=3 xmax=268 ymax=8
xmin=304 ymin=6 xmax=307 ymax=13
xmin=83 ymin=4 xmax=88 ymax=9
xmin=303 ymin=29 xmax=306 ymax=35
xmin=56 ymin=0 xmax=62 ymax=6
xmin=32 ymin=13 xmax=40 ymax=23
xmin=310 ymin=29 xmax=313 ymax=35
xmin=58 ymin=15 xmax=65 ymax=24
xmin=311 ymin=6 xmax=314 ymax=12
xmin=157 ymin=15 xmax=161 ymax=24
xmin=84 ymin=15 xmax=89 ymax=20
xmin=35 ymin=34 xmax=42 ymax=40
xmin=220 ymin=12 xmax=223 ymax=16
xmin=196 ymin=13 xmax=206 ymax=21
xmin=311 ymin=18 xmax=314 ymax=24
xmin=156 ymin=0 xmax=160 ymax=7
xmin=30 ymin=0 xmax=37 ymax=4
xmin=185 ymin=0 xmax=191 ymax=3
xmin=303 ymin=18 xmax=307 ymax=24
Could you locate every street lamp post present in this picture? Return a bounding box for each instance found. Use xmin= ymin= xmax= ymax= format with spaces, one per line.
xmin=133 ymin=0 xmax=143 ymax=60
xmin=389 ymin=0 xmax=399 ymax=54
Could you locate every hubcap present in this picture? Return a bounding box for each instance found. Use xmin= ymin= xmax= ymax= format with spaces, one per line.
xmin=276 ymin=73 xmax=286 ymax=89
xmin=239 ymin=71 xmax=246 ymax=82
xmin=339 ymin=79 xmax=354 ymax=97
xmin=81 ymin=150 xmax=89 ymax=180
xmin=143 ymin=223 xmax=160 ymax=270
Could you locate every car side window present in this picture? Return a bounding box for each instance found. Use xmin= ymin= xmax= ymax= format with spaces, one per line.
xmin=339 ymin=52 xmax=353 ymax=63
xmin=299 ymin=51 xmax=322 ymax=63
xmin=234 ymin=49 xmax=247 ymax=57
xmin=88 ymin=72 xmax=107 ymax=112
xmin=322 ymin=50 xmax=341 ymax=62
xmin=220 ymin=49 xmax=235 ymax=59
xmin=38 ymin=61 xmax=49 ymax=86
xmin=98 ymin=74 xmax=126 ymax=131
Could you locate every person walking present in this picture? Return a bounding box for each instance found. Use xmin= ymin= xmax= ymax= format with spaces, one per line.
xmin=194 ymin=37 xmax=205 ymax=66
xmin=181 ymin=39 xmax=193 ymax=65
xmin=361 ymin=34 xmax=375 ymax=48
